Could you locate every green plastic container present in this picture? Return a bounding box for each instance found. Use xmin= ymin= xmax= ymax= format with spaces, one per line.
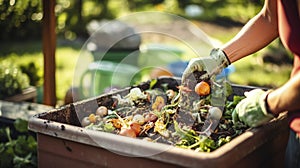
xmin=91 ymin=48 xmax=140 ymax=66
xmin=138 ymin=44 xmax=183 ymax=68
xmin=80 ymin=61 xmax=140 ymax=98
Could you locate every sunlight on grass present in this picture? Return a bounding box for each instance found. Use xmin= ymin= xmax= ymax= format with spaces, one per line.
xmin=56 ymin=47 xmax=81 ymax=102
xmin=229 ymin=56 xmax=292 ymax=88
xmin=217 ymin=4 xmax=259 ymax=23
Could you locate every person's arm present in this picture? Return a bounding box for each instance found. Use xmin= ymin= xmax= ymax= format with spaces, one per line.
xmin=222 ymin=0 xmax=279 ymax=62
xmin=232 ymin=72 xmax=300 ymax=127
xmin=267 ymin=72 xmax=300 ymax=115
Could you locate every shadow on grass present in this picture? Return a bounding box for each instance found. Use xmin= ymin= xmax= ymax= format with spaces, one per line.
xmin=0 ymin=38 xmax=85 ymax=57
xmin=0 ymin=40 xmax=42 ymax=57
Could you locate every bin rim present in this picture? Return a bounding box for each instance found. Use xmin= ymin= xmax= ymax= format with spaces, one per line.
xmin=28 ymin=99 xmax=287 ymax=168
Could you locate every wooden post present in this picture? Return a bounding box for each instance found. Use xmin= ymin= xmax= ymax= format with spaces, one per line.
xmin=42 ymin=0 xmax=56 ymax=106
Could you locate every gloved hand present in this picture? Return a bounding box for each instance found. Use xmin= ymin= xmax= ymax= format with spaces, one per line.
xmin=182 ymin=48 xmax=230 ymax=80
xmin=232 ymin=89 xmax=275 ymax=127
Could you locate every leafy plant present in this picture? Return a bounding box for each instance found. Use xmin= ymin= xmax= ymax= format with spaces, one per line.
xmin=0 ymin=61 xmax=30 ymax=99
xmin=20 ymin=62 xmax=42 ymax=87
xmin=0 ymin=119 xmax=37 ymax=168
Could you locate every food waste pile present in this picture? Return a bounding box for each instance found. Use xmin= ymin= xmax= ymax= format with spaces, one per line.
xmin=82 ymin=73 xmax=249 ymax=152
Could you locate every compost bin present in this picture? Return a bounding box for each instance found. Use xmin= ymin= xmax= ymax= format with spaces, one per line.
xmin=28 ymin=77 xmax=288 ymax=168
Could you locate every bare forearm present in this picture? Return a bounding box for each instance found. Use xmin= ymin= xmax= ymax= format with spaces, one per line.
xmin=267 ymin=72 xmax=300 ymax=115
xmin=221 ymin=0 xmax=278 ymax=62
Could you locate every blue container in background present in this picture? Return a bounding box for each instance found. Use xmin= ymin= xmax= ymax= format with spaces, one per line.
xmin=167 ymin=60 xmax=235 ymax=79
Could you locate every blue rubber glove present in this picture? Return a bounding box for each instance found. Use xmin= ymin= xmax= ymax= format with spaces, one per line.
xmin=232 ymin=89 xmax=275 ymax=127
xmin=182 ymin=48 xmax=230 ymax=80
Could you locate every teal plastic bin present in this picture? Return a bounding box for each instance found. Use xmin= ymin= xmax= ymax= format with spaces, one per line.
xmin=91 ymin=48 xmax=140 ymax=66
xmin=138 ymin=43 xmax=183 ymax=68
xmin=80 ymin=61 xmax=140 ymax=98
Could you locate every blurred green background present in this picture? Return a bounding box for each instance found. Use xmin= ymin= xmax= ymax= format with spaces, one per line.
xmin=0 ymin=0 xmax=293 ymax=105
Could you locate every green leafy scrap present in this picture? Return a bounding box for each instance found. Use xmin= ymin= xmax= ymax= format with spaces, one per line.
xmin=173 ymin=95 xmax=247 ymax=152
xmin=174 ymin=120 xmax=217 ymax=152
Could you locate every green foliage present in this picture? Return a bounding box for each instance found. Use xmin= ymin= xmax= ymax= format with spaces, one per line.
xmin=0 ymin=119 xmax=37 ymax=168
xmin=0 ymin=0 xmax=42 ymax=40
xmin=0 ymin=0 xmax=264 ymax=40
xmin=0 ymin=61 xmax=30 ymax=99
xmin=20 ymin=62 xmax=42 ymax=86
xmin=14 ymin=119 xmax=29 ymax=133
xmin=56 ymin=0 xmax=117 ymax=39
xmin=176 ymin=0 xmax=264 ymax=23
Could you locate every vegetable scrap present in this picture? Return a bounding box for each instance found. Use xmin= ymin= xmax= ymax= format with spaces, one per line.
xmin=82 ymin=76 xmax=248 ymax=152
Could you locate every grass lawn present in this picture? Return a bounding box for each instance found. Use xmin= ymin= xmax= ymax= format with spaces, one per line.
xmin=229 ymin=55 xmax=292 ymax=88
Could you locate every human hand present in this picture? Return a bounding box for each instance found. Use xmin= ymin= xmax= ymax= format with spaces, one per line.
xmin=232 ymin=89 xmax=275 ymax=127
xmin=182 ymin=48 xmax=230 ymax=81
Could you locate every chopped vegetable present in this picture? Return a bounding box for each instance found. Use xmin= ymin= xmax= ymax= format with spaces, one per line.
xmin=208 ymin=107 xmax=223 ymax=120
xmin=132 ymin=114 xmax=145 ymax=125
xmin=88 ymin=114 xmax=97 ymax=123
xmin=151 ymin=95 xmax=166 ymax=111
xmin=154 ymin=117 xmax=170 ymax=138
xmin=166 ymin=89 xmax=176 ymax=100
xmin=195 ymin=81 xmax=210 ymax=96
xmin=81 ymin=117 xmax=91 ymax=127
xmin=96 ymin=106 xmax=108 ymax=117
xmin=107 ymin=118 xmax=122 ymax=129
xmin=130 ymin=122 xmax=142 ymax=135
xmin=149 ymin=79 xmax=158 ymax=89
xmin=119 ymin=127 xmax=137 ymax=138
xmin=144 ymin=113 xmax=158 ymax=123
xmin=125 ymin=87 xmax=147 ymax=101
